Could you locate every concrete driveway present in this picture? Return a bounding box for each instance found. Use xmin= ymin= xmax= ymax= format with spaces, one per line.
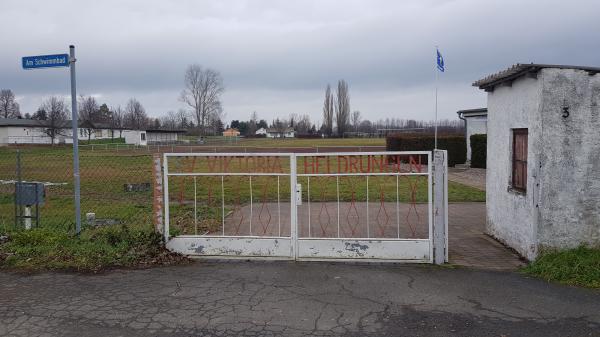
xmin=1 ymin=262 xmax=599 ymax=337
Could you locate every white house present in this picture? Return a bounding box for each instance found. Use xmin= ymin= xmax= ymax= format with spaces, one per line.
xmin=0 ymin=119 xmax=110 ymax=145
xmin=266 ymin=127 xmax=295 ymax=138
xmin=457 ymin=108 xmax=487 ymax=163
xmin=255 ymin=127 xmax=267 ymax=136
xmin=474 ymin=63 xmax=600 ymax=260
xmin=122 ymin=130 xmax=147 ymax=146
xmin=0 ymin=118 xmax=182 ymax=146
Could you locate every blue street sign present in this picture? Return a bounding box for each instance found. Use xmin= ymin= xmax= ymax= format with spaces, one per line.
xmin=22 ymin=54 xmax=69 ymax=69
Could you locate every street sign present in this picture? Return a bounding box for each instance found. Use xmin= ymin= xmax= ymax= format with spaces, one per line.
xmin=22 ymin=54 xmax=69 ymax=69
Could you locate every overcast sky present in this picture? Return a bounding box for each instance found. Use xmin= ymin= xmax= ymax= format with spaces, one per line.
xmin=1 ymin=0 xmax=599 ymax=124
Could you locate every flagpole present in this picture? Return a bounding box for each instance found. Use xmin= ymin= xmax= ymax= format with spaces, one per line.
xmin=434 ymin=46 xmax=439 ymax=150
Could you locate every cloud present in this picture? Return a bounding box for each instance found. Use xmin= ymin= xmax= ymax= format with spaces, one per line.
xmin=1 ymin=0 xmax=599 ymax=122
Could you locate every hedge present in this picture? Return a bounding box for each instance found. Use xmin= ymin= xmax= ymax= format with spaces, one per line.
xmin=470 ymin=134 xmax=487 ymax=168
xmin=386 ymin=133 xmax=466 ymax=167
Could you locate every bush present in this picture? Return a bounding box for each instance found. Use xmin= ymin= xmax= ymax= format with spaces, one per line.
xmin=470 ymin=134 xmax=487 ymax=168
xmin=386 ymin=133 xmax=466 ymax=167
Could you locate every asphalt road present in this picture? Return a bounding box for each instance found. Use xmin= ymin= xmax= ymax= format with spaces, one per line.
xmin=1 ymin=262 xmax=599 ymax=337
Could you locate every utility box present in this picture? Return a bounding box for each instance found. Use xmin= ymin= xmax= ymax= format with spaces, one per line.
xmin=15 ymin=182 xmax=45 ymax=206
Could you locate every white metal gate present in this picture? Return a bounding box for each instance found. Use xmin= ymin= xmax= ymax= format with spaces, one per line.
xmin=163 ymin=151 xmax=446 ymax=263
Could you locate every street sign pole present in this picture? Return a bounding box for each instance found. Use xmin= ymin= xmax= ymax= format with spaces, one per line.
xmin=22 ymin=46 xmax=81 ymax=234
xmin=69 ymin=45 xmax=81 ymax=235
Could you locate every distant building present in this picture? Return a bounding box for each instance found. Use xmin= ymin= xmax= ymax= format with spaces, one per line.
xmin=457 ymin=108 xmax=487 ymax=163
xmin=474 ymin=63 xmax=600 ymax=260
xmin=255 ymin=127 xmax=267 ymax=136
xmin=145 ymin=129 xmax=185 ymax=144
xmin=222 ymin=128 xmax=240 ymax=137
xmin=0 ymin=118 xmax=182 ymax=146
xmin=266 ymin=127 xmax=295 ymax=138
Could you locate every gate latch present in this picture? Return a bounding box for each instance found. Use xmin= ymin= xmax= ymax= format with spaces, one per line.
xmin=296 ymin=183 xmax=302 ymax=205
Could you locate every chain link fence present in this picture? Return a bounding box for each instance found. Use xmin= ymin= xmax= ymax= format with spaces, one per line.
xmin=0 ymin=145 xmax=388 ymax=234
xmin=0 ymin=147 xmax=154 ymax=233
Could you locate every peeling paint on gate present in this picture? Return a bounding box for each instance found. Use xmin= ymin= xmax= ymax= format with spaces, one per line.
xmin=344 ymin=242 xmax=370 ymax=257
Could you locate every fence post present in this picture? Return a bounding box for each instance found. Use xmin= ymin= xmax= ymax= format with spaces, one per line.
xmin=432 ymin=149 xmax=448 ymax=264
xmin=14 ymin=150 xmax=22 ymax=228
xmin=152 ymin=154 xmax=164 ymax=236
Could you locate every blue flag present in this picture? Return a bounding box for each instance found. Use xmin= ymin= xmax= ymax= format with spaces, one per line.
xmin=437 ymin=49 xmax=445 ymax=72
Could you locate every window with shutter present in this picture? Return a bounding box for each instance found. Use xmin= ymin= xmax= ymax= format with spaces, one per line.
xmin=512 ymin=129 xmax=528 ymax=192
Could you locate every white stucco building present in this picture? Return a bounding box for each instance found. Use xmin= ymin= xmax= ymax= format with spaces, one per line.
xmin=457 ymin=108 xmax=487 ymax=163
xmin=474 ymin=63 xmax=600 ymax=260
xmin=0 ymin=118 xmax=182 ymax=146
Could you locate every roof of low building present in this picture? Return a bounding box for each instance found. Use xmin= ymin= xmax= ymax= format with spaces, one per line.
xmin=473 ymin=63 xmax=600 ymax=91
xmin=145 ymin=129 xmax=186 ymax=133
xmin=457 ymin=108 xmax=487 ymax=117
xmin=0 ymin=118 xmax=181 ymax=132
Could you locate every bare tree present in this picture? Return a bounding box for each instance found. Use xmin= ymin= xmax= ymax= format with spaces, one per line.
xmin=78 ymin=95 xmax=99 ymax=142
xmin=110 ymin=106 xmax=125 ymax=138
xmin=322 ymin=84 xmax=334 ymax=137
xmin=0 ymin=89 xmax=21 ymax=118
xmin=124 ymin=98 xmax=148 ymax=130
xmin=175 ymin=109 xmax=191 ymax=128
xmin=335 ymin=80 xmax=350 ymax=137
xmin=295 ymin=114 xmax=312 ymax=135
xmin=248 ymin=111 xmax=258 ymax=135
xmin=351 ymin=110 xmax=361 ymax=132
xmin=180 ymin=64 xmax=224 ymax=134
xmin=160 ymin=111 xmax=179 ymax=130
xmin=39 ymin=96 xmax=69 ymax=145
xmin=271 ymin=118 xmax=289 ymax=138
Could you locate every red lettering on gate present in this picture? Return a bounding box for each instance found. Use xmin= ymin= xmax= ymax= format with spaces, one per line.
xmin=271 ymin=156 xmax=284 ymax=173
xmin=338 ymin=156 xmax=348 ymax=173
xmin=371 ymin=155 xmax=385 ymax=173
xmin=222 ymin=156 xmax=233 ymax=173
xmin=359 ymin=155 xmax=371 ymax=173
xmin=409 ymin=155 xmax=422 ymax=173
xmin=304 ymin=156 xmax=314 ymax=174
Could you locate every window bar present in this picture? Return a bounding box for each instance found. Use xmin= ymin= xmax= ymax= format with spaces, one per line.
xmin=366 ymin=175 xmax=369 ymax=238
xmin=249 ymin=176 xmax=253 ymax=235
xmin=277 ymin=175 xmax=281 ymax=237
xmin=307 ymin=176 xmax=311 ymax=238
xmin=193 ymin=176 xmax=197 ymax=235
xmin=221 ymin=176 xmax=225 ymax=236
xmin=396 ymin=174 xmax=400 ymax=239
xmin=336 ymin=175 xmax=340 ymax=238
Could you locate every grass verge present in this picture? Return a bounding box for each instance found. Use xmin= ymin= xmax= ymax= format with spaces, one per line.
xmin=0 ymin=225 xmax=187 ymax=272
xmin=521 ymin=246 xmax=600 ymax=288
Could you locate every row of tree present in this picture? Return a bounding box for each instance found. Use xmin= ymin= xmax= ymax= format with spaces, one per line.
xmin=224 ymin=110 xmax=463 ymax=138
xmin=2 ymin=67 xmax=464 ymax=141
xmin=322 ymin=80 xmax=352 ymax=137
xmin=24 ymin=95 xmax=151 ymax=143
